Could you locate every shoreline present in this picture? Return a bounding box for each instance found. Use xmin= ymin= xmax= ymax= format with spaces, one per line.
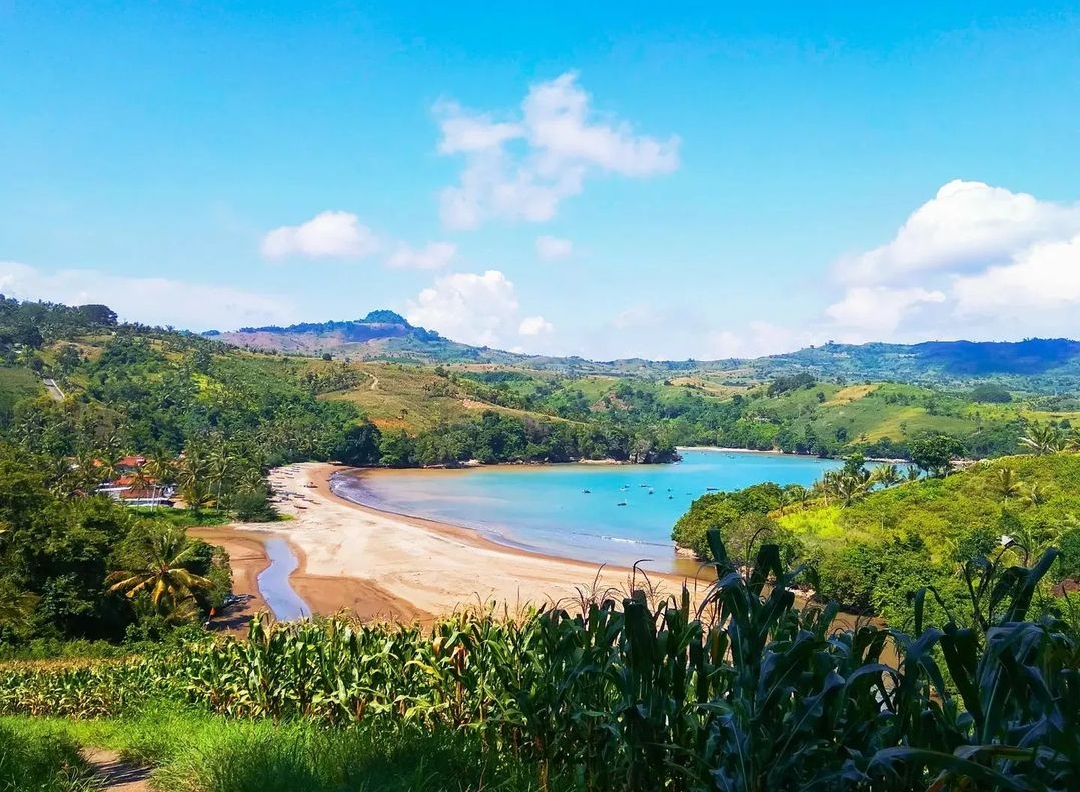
xmin=241 ymin=463 xmax=713 ymax=616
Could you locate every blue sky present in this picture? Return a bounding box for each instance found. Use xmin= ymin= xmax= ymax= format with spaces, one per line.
xmin=2 ymin=2 xmax=1079 ymax=359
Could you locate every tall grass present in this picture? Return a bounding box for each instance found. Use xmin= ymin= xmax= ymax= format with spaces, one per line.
xmin=4 ymin=710 xmax=554 ymax=792
xmin=0 ymin=723 xmax=93 ymax=792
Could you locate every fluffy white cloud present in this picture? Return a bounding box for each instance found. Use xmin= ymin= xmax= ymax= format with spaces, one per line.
xmin=837 ymin=180 xmax=1080 ymax=285
xmin=953 ymin=233 xmax=1080 ymax=317
xmin=436 ymin=72 xmax=680 ymax=229
xmin=385 ymin=241 xmax=457 ymax=270
xmin=406 ymin=270 xmax=520 ymax=347
xmin=825 ymin=286 xmax=946 ymax=334
xmin=535 ymin=235 xmax=573 ymax=261
xmin=261 ymin=211 xmax=380 ymax=259
xmin=518 ymin=315 xmax=554 ymax=336
xmin=0 ymin=261 xmax=296 ymax=331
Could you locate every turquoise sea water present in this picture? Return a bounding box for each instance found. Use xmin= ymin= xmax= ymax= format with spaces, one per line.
xmin=332 ymin=449 xmax=842 ymax=573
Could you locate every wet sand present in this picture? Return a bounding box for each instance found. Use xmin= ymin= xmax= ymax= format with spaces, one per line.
xmin=190 ymin=522 xmax=429 ymax=624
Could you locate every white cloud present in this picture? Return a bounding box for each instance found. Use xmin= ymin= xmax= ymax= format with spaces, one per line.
xmin=406 ymin=270 xmax=520 ymax=347
xmin=436 ymin=72 xmax=680 ymax=229
xmin=821 ymin=181 xmax=1080 ymax=343
xmin=825 ymin=286 xmax=946 ymax=334
xmin=535 ymin=235 xmax=573 ymax=261
xmin=261 ymin=211 xmax=380 ymax=259
xmin=518 ymin=315 xmax=554 ymax=336
xmin=0 ymin=261 xmax=296 ymax=331
xmin=953 ymin=233 xmax=1080 ymax=317
xmin=837 ymin=180 xmax=1080 ymax=285
xmin=385 ymin=241 xmax=457 ymax=270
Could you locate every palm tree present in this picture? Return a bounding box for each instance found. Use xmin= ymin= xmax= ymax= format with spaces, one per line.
xmin=905 ymin=464 xmax=921 ymax=482
xmin=1019 ymin=423 xmax=1066 ymax=455
xmin=1023 ymin=483 xmax=1049 ymax=508
xmin=994 ymin=467 xmax=1022 ymax=502
xmin=177 ymin=450 xmax=211 ymax=512
xmin=128 ymin=467 xmax=155 ymax=506
xmin=870 ymin=463 xmax=901 ymax=490
xmin=835 ymin=473 xmax=869 ymax=507
xmin=106 ymin=527 xmax=212 ymax=618
xmin=74 ymin=449 xmax=106 ymax=494
xmin=207 ymin=449 xmax=234 ymax=510
xmin=145 ymin=456 xmax=177 ymax=491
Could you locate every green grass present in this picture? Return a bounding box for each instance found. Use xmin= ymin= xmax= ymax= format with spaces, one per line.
xmin=325 ymin=361 xmax=573 ymax=433
xmin=2 ymin=709 xmax=555 ymax=792
xmin=0 ymin=722 xmax=93 ymax=792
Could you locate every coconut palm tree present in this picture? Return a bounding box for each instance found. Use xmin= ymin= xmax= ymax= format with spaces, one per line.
xmin=1019 ymin=423 xmax=1066 ymax=455
xmin=128 ymin=467 xmax=155 ymax=506
xmin=1023 ymin=483 xmax=1049 ymax=508
xmin=207 ymin=449 xmax=234 ymax=510
xmin=870 ymin=463 xmax=901 ymax=490
xmin=106 ymin=527 xmax=212 ymax=618
xmin=995 ymin=467 xmax=1022 ymax=502
xmin=177 ymin=450 xmax=211 ymax=511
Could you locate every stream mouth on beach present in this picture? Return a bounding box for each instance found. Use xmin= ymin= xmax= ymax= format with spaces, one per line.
xmin=331 ymin=449 xmax=841 ymax=574
xmin=257 ymin=538 xmax=309 ymax=620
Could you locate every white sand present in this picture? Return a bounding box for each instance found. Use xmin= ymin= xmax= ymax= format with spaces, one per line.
xmin=253 ymin=463 xmax=707 ymax=615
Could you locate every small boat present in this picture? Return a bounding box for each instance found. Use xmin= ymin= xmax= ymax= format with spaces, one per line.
xmin=648 ymin=489 xmax=654 ymax=495
xmin=706 ymin=487 xmax=718 ymax=491
xmin=617 ymin=501 xmax=628 ymax=506
xmin=582 ymin=489 xmax=591 ymax=494
xmin=668 ymin=495 xmax=674 ymax=499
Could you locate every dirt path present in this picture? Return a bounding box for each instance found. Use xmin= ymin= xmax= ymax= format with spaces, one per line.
xmin=42 ymin=377 xmax=65 ymax=401
xmin=82 ymin=749 xmax=152 ymax=791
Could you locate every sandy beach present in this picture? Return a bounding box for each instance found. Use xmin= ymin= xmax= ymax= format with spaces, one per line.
xmin=214 ymin=463 xmax=710 ymax=619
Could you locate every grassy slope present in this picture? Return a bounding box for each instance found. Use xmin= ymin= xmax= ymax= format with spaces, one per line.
xmin=777 ymin=453 xmax=1080 ymax=559
xmin=322 ymin=362 xmax=574 ymax=433
xmin=0 ymin=365 xmax=43 ymax=401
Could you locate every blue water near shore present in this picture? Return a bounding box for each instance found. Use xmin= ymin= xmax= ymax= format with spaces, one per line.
xmin=257 ymin=537 xmax=309 ymax=620
xmin=332 ymin=449 xmax=842 ymax=573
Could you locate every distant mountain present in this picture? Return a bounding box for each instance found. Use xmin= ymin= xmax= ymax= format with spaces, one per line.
xmin=744 ymin=339 xmax=1080 ymax=391
xmin=208 ymin=310 xmax=524 ymax=364
xmin=208 ymin=313 xmax=1080 ymax=391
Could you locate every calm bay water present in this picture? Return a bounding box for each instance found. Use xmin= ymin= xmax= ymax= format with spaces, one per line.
xmin=332 ymin=449 xmax=841 ymax=573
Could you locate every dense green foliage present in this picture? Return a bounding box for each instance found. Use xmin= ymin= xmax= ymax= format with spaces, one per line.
xmin=445 ymin=370 xmax=1075 ymax=460
xmin=3 ymin=544 xmax=1077 ymax=791
xmin=676 ymin=451 xmax=1080 ymax=629
xmin=0 ymin=444 xmax=232 ymax=644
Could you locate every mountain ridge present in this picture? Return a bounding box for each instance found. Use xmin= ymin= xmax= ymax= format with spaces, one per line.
xmin=205 ymin=311 xmax=1080 ymax=390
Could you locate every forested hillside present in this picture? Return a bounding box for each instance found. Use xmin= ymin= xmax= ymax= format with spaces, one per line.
xmin=674 ymin=449 xmax=1080 ymax=630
